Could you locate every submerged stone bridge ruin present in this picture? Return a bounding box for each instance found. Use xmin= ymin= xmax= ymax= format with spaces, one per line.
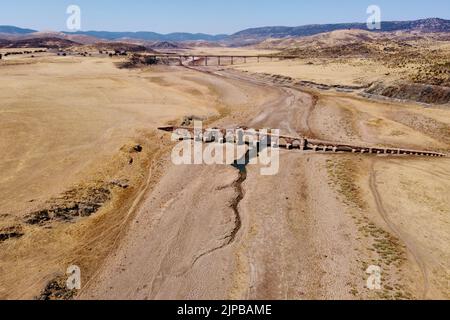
xmin=158 ymin=126 xmax=447 ymax=158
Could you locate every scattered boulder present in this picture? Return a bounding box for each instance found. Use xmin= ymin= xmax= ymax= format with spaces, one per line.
xmin=37 ymin=277 xmax=77 ymax=300
xmin=0 ymin=226 xmax=24 ymax=243
xmin=25 ymin=186 xmax=111 ymax=225
xmin=110 ymin=179 xmax=130 ymax=189
xmin=25 ymin=210 xmax=51 ymax=225
xmin=181 ymin=115 xmax=205 ymax=126
xmin=133 ymin=145 xmax=143 ymax=153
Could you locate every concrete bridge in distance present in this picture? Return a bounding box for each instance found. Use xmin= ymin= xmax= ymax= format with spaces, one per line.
xmin=149 ymin=54 xmax=298 ymax=66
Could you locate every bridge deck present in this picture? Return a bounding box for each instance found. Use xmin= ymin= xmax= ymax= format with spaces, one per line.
xmin=145 ymin=54 xmax=297 ymax=66
xmin=150 ymin=54 xmax=298 ymax=59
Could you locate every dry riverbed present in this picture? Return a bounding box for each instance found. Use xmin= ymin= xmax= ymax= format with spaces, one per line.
xmin=1 ymin=53 xmax=449 ymax=300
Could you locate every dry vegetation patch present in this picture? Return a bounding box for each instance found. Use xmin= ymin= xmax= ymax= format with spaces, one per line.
xmin=326 ymin=157 xmax=412 ymax=299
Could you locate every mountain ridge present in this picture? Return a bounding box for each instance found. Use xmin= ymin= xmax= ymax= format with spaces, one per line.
xmin=63 ymin=31 xmax=229 ymax=42
xmin=230 ymin=18 xmax=450 ymax=42
xmin=1 ymin=18 xmax=449 ymax=43
xmin=0 ymin=25 xmax=37 ymax=34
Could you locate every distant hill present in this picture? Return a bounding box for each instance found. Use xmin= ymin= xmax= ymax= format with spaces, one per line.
xmin=85 ymin=42 xmax=147 ymax=52
xmin=147 ymin=41 xmax=183 ymax=50
xmin=1 ymin=18 xmax=449 ymax=45
xmin=29 ymin=32 xmax=103 ymax=45
xmin=256 ymin=29 xmax=450 ymax=51
xmin=0 ymin=25 xmax=36 ymax=34
xmin=228 ymin=18 xmax=450 ymax=44
xmin=0 ymin=37 xmax=79 ymax=49
xmin=64 ymin=31 xmax=228 ymax=42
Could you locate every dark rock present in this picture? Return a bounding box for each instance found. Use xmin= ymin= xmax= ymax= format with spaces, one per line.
xmin=37 ymin=277 xmax=77 ymax=300
xmin=0 ymin=226 xmax=24 ymax=243
xmin=25 ymin=186 xmax=111 ymax=226
xmin=181 ymin=115 xmax=204 ymax=126
xmin=110 ymin=179 xmax=130 ymax=189
xmin=133 ymin=145 xmax=143 ymax=153
xmin=25 ymin=210 xmax=51 ymax=225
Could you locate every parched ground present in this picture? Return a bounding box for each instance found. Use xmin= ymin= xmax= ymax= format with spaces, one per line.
xmin=0 ymin=54 xmax=275 ymax=299
xmin=0 ymin=50 xmax=449 ymax=300
xmin=81 ymin=63 xmax=449 ymax=300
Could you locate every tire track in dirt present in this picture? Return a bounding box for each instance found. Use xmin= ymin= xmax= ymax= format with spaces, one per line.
xmin=183 ymin=64 xmax=318 ymax=138
xmin=78 ymin=150 xmax=168 ymax=296
xmin=369 ymin=158 xmax=429 ymax=299
xmin=388 ymin=161 xmax=450 ymax=180
xmin=217 ymin=71 xmax=318 ymax=137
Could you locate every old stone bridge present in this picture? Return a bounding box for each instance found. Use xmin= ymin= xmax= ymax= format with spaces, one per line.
xmin=158 ymin=126 xmax=447 ymax=158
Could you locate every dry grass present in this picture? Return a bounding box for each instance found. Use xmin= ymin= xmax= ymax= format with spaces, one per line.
xmin=326 ymin=157 xmax=412 ymax=300
xmin=0 ymin=54 xmax=233 ymax=299
xmin=326 ymin=157 xmax=367 ymax=210
xmin=0 ymin=130 xmax=169 ymax=299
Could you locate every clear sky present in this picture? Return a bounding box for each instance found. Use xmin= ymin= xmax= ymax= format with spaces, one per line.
xmin=1 ymin=0 xmax=449 ymax=34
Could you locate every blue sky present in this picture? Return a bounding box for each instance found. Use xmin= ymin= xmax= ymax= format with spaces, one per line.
xmin=1 ymin=0 xmax=449 ymax=34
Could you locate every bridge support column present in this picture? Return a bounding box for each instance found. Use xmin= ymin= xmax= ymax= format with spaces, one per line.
xmin=218 ymin=56 xmax=221 ymax=66
xmin=231 ymin=56 xmax=234 ymax=65
xmin=205 ymin=56 xmax=208 ymax=66
xmin=300 ymin=139 xmax=306 ymax=151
